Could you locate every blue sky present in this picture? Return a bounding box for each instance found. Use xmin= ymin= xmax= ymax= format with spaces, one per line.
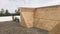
xmin=0 ymin=0 xmax=60 ymax=13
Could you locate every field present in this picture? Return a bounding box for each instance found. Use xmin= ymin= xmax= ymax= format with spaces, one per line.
xmin=0 ymin=21 xmax=48 ymax=34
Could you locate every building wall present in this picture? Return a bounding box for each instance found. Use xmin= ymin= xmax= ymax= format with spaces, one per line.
xmin=21 ymin=5 xmax=60 ymax=34
xmin=34 ymin=6 xmax=60 ymax=31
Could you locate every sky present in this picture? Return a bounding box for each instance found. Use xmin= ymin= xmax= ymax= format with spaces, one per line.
xmin=0 ymin=0 xmax=21 ymax=13
xmin=21 ymin=0 xmax=60 ymax=7
xmin=0 ymin=0 xmax=60 ymax=13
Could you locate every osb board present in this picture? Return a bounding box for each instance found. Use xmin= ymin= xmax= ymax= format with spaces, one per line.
xmin=49 ymin=22 xmax=60 ymax=34
xmin=20 ymin=14 xmax=27 ymax=27
xmin=34 ymin=7 xmax=60 ymax=31
xmin=35 ymin=19 xmax=59 ymax=31
xmin=20 ymin=6 xmax=60 ymax=31
xmin=21 ymin=8 xmax=35 ymax=28
xmin=35 ymin=7 xmax=60 ymax=21
xmin=21 ymin=8 xmax=35 ymax=12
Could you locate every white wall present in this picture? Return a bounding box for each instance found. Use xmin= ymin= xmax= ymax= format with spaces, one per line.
xmin=0 ymin=16 xmax=20 ymax=22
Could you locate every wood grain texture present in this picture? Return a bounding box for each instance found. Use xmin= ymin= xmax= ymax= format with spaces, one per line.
xmin=21 ymin=8 xmax=35 ymax=28
xmin=49 ymin=22 xmax=60 ymax=34
xmin=20 ymin=5 xmax=60 ymax=34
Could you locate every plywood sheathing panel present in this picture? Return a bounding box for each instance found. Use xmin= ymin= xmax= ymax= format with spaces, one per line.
xmin=34 ymin=6 xmax=60 ymax=31
xmin=49 ymin=22 xmax=60 ymax=34
xmin=21 ymin=8 xmax=35 ymax=28
xmin=20 ymin=5 xmax=60 ymax=32
xmin=35 ymin=6 xmax=60 ymax=21
xmin=35 ymin=19 xmax=59 ymax=31
xmin=20 ymin=14 xmax=27 ymax=27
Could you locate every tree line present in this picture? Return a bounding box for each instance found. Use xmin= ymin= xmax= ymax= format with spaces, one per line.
xmin=0 ymin=8 xmax=20 ymax=16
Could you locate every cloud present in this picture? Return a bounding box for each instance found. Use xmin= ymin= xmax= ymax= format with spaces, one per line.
xmin=20 ymin=0 xmax=60 ymax=7
xmin=0 ymin=0 xmax=21 ymax=13
xmin=0 ymin=0 xmax=60 ymax=13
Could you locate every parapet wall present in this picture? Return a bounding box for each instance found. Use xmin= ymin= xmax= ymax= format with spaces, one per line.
xmin=20 ymin=5 xmax=60 ymax=34
xmin=34 ymin=6 xmax=60 ymax=31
